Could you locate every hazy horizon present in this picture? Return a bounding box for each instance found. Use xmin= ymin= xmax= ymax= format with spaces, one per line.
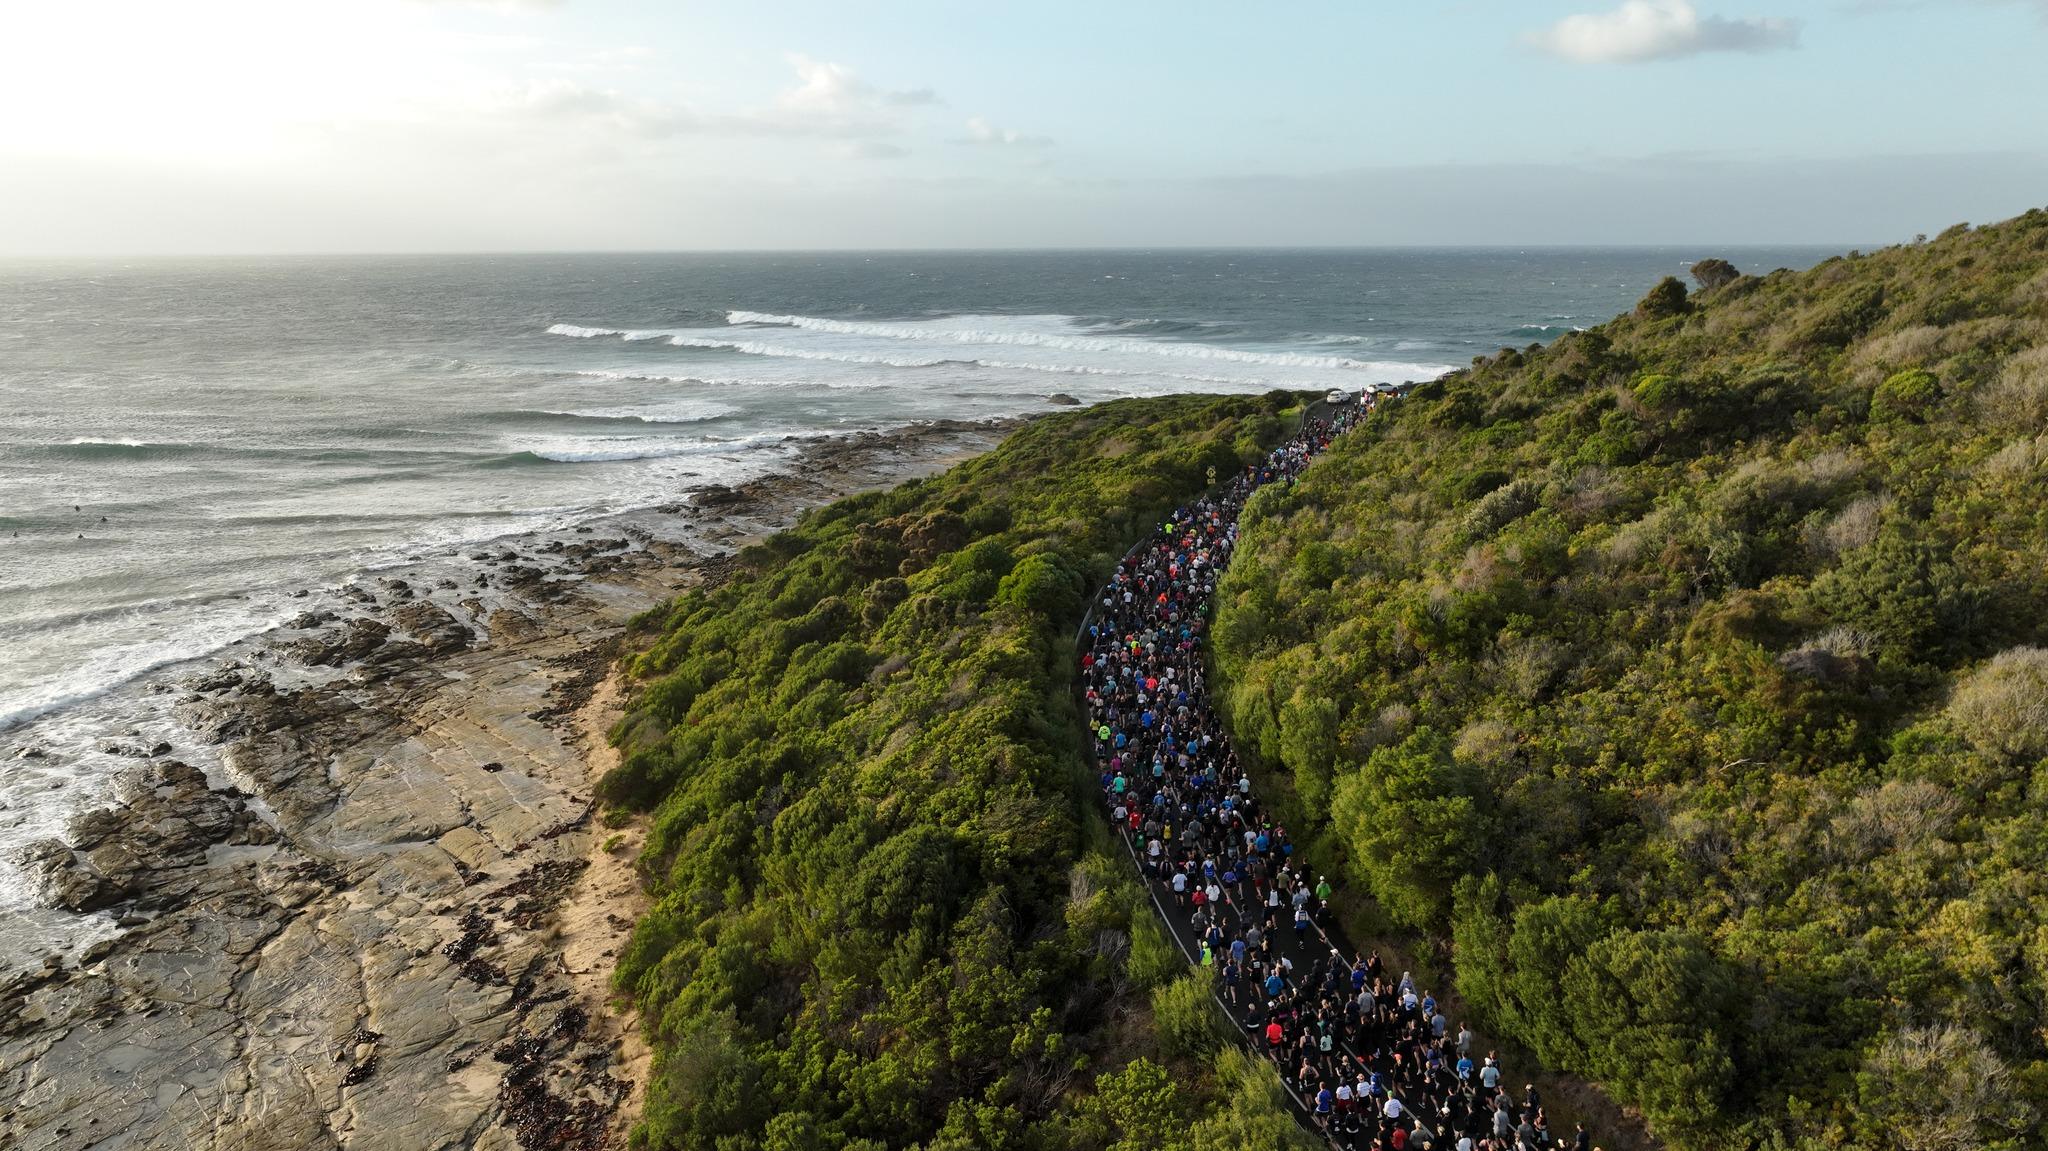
xmin=4 ymin=1 xmax=2045 ymax=256
xmin=2 ymin=241 xmax=1869 ymax=261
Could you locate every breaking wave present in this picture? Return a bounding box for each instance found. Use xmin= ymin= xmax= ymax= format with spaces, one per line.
xmin=545 ymin=315 xmax=1455 ymax=386
xmin=545 ymin=323 xmax=676 ymax=341
xmin=723 ymin=311 xmax=1396 ymax=371
xmin=531 ymin=401 xmax=743 ymax=424
xmin=496 ymin=431 xmax=801 ymax=465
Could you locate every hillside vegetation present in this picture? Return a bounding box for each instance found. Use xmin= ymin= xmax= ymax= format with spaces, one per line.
xmin=601 ymin=394 xmax=1320 ymax=1151
xmin=1213 ymin=210 xmax=2048 ymax=1148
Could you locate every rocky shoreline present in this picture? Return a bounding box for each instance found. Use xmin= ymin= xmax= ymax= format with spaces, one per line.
xmin=0 ymin=419 xmax=1018 ymax=1151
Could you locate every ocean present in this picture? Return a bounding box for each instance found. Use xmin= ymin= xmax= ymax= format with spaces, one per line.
xmin=0 ymin=246 xmax=1832 ymax=957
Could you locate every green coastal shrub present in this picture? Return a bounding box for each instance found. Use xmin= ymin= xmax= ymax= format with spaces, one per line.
xmin=1216 ymin=209 xmax=2048 ymax=1149
xmin=1560 ymin=929 xmax=1744 ymax=1133
xmin=1630 ymin=372 xmax=1684 ymax=409
xmin=995 ymin=551 xmax=1087 ymax=620
xmin=1276 ymin=693 xmax=1340 ymax=811
xmin=605 ymin=393 xmax=1309 ymax=1151
xmin=1690 ymin=258 xmax=1742 ymax=292
xmin=1635 ymin=276 xmax=1690 ymax=320
xmin=1188 ymin=1048 xmax=1322 ymax=1151
xmin=1080 ymin=1059 xmax=1188 ymax=1151
xmin=1328 ymin=727 xmax=1486 ymax=930
xmin=1151 ymin=969 xmax=1228 ymax=1059
xmin=1872 ymin=368 xmax=1941 ymax=423
xmin=1799 ymin=281 xmax=1889 ymax=348
xmin=1127 ymin=905 xmax=1185 ymax=991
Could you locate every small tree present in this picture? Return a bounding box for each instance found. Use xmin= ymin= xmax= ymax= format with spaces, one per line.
xmin=1689 ymin=258 xmax=1741 ymax=291
xmin=1088 ymin=1059 xmax=1190 ymax=1151
xmin=1450 ymin=874 xmax=1512 ymax=1030
xmin=1330 ymin=727 xmax=1487 ymax=929
xmin=1560 ymin=929 xmax=1743 ymax=1134
xmin=1636 ymin=276 xmax=1691 ymax=320
xmin=1505 ymin=894 xmax=1613 ymax=1070
xmin=1278 ymin=693 xmax=1341 ymax=811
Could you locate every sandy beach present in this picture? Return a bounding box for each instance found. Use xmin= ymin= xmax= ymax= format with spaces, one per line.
xmin=0 ymin=419 xmax=1017 ymax=1151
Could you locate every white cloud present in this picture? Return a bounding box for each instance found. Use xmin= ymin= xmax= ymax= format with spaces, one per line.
xmin=779 ymin=54 xmax=938 ymax=117
xmin=491 ymin=55 xmax=940 ymax=142
xmin=1530 ymin=0 xmax=1800 ymax=63
xmin=958 ymin=116 xmax=1053 ymax=148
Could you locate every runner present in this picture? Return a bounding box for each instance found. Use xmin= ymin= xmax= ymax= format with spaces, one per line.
xmin=1080 ymin=393 xmax=1589 ymax=1151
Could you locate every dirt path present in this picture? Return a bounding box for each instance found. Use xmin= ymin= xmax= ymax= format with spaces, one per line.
xmin=558 ymin=671 xmax=652 ymax=1146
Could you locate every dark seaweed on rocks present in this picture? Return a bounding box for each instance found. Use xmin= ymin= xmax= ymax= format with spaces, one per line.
xmin=340 ymin=1055 xmax=378 ymax=1087
xmin=442 ymin=907 xmax=497 ymax=962
xmin=494 ymin=1006 xmax=609 ymax=1151
xmin=491 ymin=859 xmax=589 ymax=931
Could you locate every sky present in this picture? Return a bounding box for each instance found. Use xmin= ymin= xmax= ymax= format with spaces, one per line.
xmin=1 ymin=0 xmax=2044 ymax=254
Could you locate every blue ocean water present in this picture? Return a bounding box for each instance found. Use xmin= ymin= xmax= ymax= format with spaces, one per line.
xmin=0 ymin=247 xmax=1830 ymax=933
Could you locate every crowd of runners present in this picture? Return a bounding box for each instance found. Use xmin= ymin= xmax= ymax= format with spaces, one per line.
xmin=1080 ymin=393 xmax=1597 ymax=1151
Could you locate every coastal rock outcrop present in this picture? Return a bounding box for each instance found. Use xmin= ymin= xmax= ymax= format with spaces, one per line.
xmin=0 ymin=417 xmax=1019 ymax=1151
xmin=14 ymin=759 xmax=268 ymax=913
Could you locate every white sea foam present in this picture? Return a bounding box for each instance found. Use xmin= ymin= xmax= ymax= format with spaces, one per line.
xmin=539 ymin=400 xmax=743 ymax=424
xmin=545 ymin=323 xmax=676 ymax=341
xmin=0 ymin=602 xmax=298 ymax=733
xmin=976 ymin=359 xmax=1242 ymax=385
xmin=569 ymin=369 xmax=899 ymax=392
xmin=0 ymin=427 xmax=797 ymax=944
xmin=549 ymin=312 xmax=1458 ymax=386
xmin=665 ymin=335 xmax=954 ymax=369
xmin=664 ymin=336 xmax=1257 ymax=384
xmin=725 ymin=310 xmax=1399 ymax=371
xmin=571 ymin=369 xmax=687 ymax=383
xmin=516 ymin=430 xmax=798 ymax=464
xmin=524 ymin=444 xmax=705 ymax=463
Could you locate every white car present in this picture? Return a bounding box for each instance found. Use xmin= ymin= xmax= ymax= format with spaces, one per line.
xmin=1326 ymin=389 xmax=1351 ymax=405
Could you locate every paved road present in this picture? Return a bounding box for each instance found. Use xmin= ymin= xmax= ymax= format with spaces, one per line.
xmin=1078 ymin=395 xmax=1483 ymax=1151
xmin=1112 ymin=823 xmax=1451 ymax=1149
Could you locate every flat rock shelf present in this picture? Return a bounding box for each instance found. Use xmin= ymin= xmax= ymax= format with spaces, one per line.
xmin=0 ymin=420 xmax=1016 ymax=1151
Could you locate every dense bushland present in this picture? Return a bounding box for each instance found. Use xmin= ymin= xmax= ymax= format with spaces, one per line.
xmin=602 ymin=393 xmax=1320 ymax=1151
xmin=1213 ymin=210 xmax=2048 ymax=1149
